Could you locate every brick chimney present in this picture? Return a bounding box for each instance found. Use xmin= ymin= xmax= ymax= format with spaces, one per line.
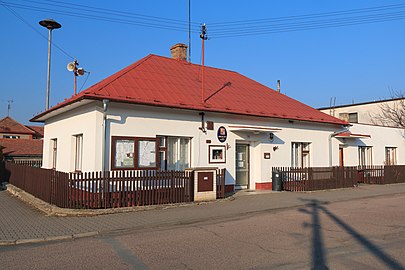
xmin=170 ymin=43 xmax=188 ymax=61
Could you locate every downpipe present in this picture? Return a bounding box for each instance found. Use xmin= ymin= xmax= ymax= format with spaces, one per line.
xmin=101 ymin=99 xmax=109 ymax=208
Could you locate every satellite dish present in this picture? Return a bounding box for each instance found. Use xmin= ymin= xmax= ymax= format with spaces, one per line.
xmin=77 ymin=68 xmax=85 ymax=76
xmin=67 ymin=62 xmax=75 ymax=71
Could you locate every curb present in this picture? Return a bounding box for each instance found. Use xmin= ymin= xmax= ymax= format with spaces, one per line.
xmin=5 ymin=183 xmax=220 ymax=217
xmin=0 ymin=232 xmax=101 ymax=246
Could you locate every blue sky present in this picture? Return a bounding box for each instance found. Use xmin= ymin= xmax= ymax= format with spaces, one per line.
xmin=1 ymin=0 xmax=405 ymax=125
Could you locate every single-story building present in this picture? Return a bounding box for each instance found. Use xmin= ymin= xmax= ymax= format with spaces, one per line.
xmin=31 ymin=44 xmax=404 ymax=191
xmin=0 ymin=116 xmax=43 ymax=166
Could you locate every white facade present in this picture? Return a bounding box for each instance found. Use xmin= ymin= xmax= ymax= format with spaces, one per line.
xmin=337 ymin=123 xmax=405 ymax=167
xmin=320 ymin=98 xmax=405 ymax=127
xmin=42 ymin=101 xmax=352 ymax=189
xmin=41 ymin=100 xmax=405 ymax=190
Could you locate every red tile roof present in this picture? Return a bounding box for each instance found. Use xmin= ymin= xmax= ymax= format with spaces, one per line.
xmin=26 ymin=125 xmax=44 ymax=138
xmin=334 ymin=132 xmax=371 ymax=138
xmin=31 ymin=55 xmax=347 ymax=126
xmin=0 ymin=138 xmax=43 ymax=156
xmin=0 ymin=116 xmax=35 ymax=135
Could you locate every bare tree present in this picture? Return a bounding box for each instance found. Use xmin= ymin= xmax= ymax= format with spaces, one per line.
xmin=371 ymin=91 xmax=405 ymax=129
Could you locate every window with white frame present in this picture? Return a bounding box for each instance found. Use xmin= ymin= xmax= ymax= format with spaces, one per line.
xmin=158 ymin=136 xmax=190 ymax=171
xmin=51 ymin=138 xmax=57 ymax=169
xmin=385 ymin=147 xmax=397 ymax=165
xmin=74 ymin=134 xmax=83 ymax=171
xmin=291 ymin=142 xmax=310 ymax=168
xmin=358 ymin=146 xmax=373 ymax=166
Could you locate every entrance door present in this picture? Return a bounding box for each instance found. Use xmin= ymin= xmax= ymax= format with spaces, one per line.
xmin=339 ymin=145 xmax=344 ymax=167
xmin=236 ymin=144 xmax=249 ymax=188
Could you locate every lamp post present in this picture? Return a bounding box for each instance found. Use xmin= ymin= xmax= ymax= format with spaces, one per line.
xmin=39 ymin=19 xmax=61 ymax=110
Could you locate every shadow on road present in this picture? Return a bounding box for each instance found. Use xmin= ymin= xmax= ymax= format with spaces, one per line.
xmin=299 ymin=198 xmax=404 ymax=270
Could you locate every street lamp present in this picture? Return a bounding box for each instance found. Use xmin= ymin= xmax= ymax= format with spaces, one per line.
xmin=39 ymin=19 xmax=61 ymax=110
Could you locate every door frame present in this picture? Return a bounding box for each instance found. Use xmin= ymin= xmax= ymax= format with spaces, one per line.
xmin=339 ymin=144 xmax=344 ymax=167
xmin=235 ymin=142 xmax=250 ymax=189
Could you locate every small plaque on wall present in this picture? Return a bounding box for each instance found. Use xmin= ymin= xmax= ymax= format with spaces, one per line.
xmin=264 ymin=152 xmax=271 ymax=159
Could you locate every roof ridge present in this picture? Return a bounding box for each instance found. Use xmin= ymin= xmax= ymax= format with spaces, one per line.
xmin=149 ymin=54 xmax=243 ymax=75
xmin=0 ymin=116 xmax=35 ymax=134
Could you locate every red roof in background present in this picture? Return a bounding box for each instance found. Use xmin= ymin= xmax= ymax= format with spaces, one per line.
xmin=26 ymin=125 xmax=44 ymax=138
xmin=32 ymin=55 xmax=347 ymax=126
xmin=0 ymin=116 xmax=35 ymax=135
xmin=0 ymin=138 xmax=43 ymax=156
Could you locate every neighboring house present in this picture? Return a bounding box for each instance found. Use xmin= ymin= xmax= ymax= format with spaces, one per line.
xmin=0 ymin=116 xmax=43 ymax=164
xmin=30 ymin=44 xmax=404 ymax=190
xmin=0 ymin=116 xmax=43 ymax=139
xmin=319 ymin=99 xmax=405 ymax=167
xmin=319 ymin=97 xmax=405 ymax=127
xmin=0 ymin=138 xmax=43 ymax=164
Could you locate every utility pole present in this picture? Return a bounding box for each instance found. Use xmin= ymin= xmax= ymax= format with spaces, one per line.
xmin=188 ymin=0 xmax=191 ymax=62
xmin=39 ymin=19 xmax=62 ymax=110
xmin=200 ymin=23 xmax=208 ymax=104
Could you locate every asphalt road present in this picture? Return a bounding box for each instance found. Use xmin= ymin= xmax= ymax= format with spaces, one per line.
xmin=1 ymin=194 xmax=405 ymax=270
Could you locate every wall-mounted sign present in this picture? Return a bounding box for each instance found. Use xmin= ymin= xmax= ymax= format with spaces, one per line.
xmin=269 ymin=132 xmax=274 ymax=142
xmin=217 ymin=126 xmax=227 ymax=143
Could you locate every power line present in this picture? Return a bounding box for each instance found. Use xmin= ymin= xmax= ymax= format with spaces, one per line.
xmin=211 ymin=16 xmax=405 ymax=38
xmin=31 ymin=0 xmax=200 ymax=26
xmin=209 ymin=3 xmax=405 ymax=26
xmin=210 ymin=11 xmax=405 ymax=38
xmin=211 ymin=10 xmax=405 ymax=34
xmin=209 ymin=7 xmax=405 ymax=38
xmin=2 ymin=1 xmax=200 ymax=33
xmin=0 ymin=0 xmax=74 ymax=59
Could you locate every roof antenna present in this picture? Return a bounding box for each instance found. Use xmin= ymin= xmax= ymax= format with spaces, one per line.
xmin=7 ymin=100 xmax=13 ymax=116
xmin=200 ymin=23 xmax=208 ymax=104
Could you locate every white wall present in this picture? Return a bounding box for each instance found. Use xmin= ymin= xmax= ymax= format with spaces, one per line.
xmin=43 ymin=101 xmax=358 ymax=189
xmin=338 ymin=123 xmax=405 ymax=166
xmin=102 ymin=102 xmax=344 ymax=188
xmin=320 ymin=99 xmax=403 ymax=126
xmin=42 ymin=103 xmax=103 ymax=172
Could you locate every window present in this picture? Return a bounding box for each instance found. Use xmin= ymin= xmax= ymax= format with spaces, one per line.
xmin=111 ymin=136 xmax=157 ymax=170
xmin=158 ymin=136 xmax=190 ymax=171
xmin=358 ymin=146 xmax=372 ymax=166
xmin=291 ymin=142 xmax=310 ymax=168
xmin=51 ymin=139 xmax=57 ymax=169
xmin=385 ymin=147 xmax=397 ymax=165
xmin=3 ymin=135 xmax=20 ymax=139
xmin=348 ymin=113 xmax=358 ymax=123
xmin=74 ymin=134 xmax=83 ymax=171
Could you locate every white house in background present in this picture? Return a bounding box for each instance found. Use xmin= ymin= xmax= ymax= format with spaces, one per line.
xmin=31 ymin=44 xmax=404 ymax=191
xmin=319 ymin=97 xmax=405 ymax=126
xmin=319 ymin=99 xmax=405 ymax=166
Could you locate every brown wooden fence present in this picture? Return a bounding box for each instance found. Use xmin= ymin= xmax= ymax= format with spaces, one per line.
xmin=216 ymin=168 xmax=226 ymax=199
xmin=357 ymin=166 xmax=384 ymax=184
xmin=6 ymin=159 xmax=42 ymax=168
xmin=3 ymin=162 xmax=194 ymax=209
xmin=359 ymin=165 xmax=405 ymax=185
xmin=272 ymin=166 xmax=358 ymax=192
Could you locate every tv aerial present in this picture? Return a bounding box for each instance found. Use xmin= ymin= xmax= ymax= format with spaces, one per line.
xmin=67 ymin=59 xmax=87 ymax=95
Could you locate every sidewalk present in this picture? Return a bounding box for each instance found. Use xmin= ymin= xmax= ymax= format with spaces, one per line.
xmin=1 ymin=183 xmax=405 ymax=246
